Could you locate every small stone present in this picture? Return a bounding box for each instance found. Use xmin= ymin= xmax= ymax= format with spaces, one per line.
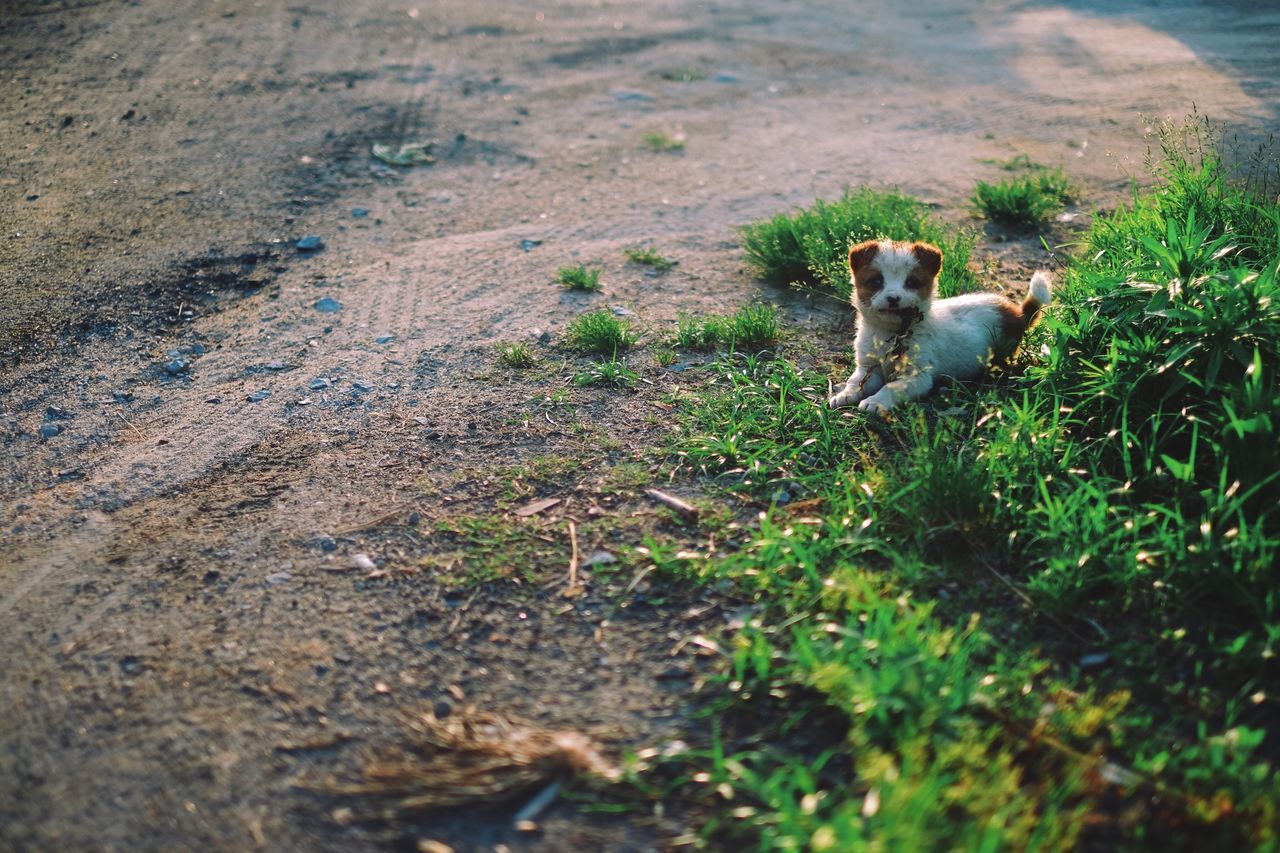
xmin=264 ymin=571 xmax=291 ymax=586
xmin=351 ymin=381 xmax=373 ymax=393
xmin=351 ymin=207 xmax=370 ymax=218
xmin=314 ymin=297 xmax=342 ymax=313
xmin=583 ymin=550 xmax=617 ymax=567
xmin=773 ymin=490 xmax=792 ymax=506
xmin=667 ymin=362 xmax=692 ymax=373
xmin=296 ymin=235 xmax=324 ymax=251
xmin=1080 ymin=652 xmax=1110 ymax=669
xmin=612 ymin=89 xmax=653 ymax=102
xmin=713 ymin=72 xmax=741 ymax=83
xmin=352 ymin=553 xmax=376 ymax=571
xmin=265 ymin=361 xmax=291 ymax=371
xmin=611 ymin=306 xmax=635 ymax=317
xmin=202 ymin=570 xmax=221 ymax=585
xmin=112 ymin=390 xmax=134 ymax=403
xmin=44 ymin=406 xmax=72 ymax=421
xmin=407 ymin=511 xmax=421 ymax=526
xmin=308 ymin=378 xmax=331 ymax=390
xmin=433 ymin=699 xmax=453 ymax=719
xmin=519 ymin=238 xmax=542 ymax=252
xmin=164 ymin=358 xmax=189 ymax=376
xmin=119 ymin=655 xmax=142 ymax=675
xmin=375 ymin=335 xmax=395 ymax=344
xmin=205 ymin=396 xmax=221 ymax=404
xmin=38 ymin=423 xmax=61 ymax=438
xmin=247 ymin=389 xmax=271 ymax=402
xmin=316 ymin=536 xmax=338 ymax=553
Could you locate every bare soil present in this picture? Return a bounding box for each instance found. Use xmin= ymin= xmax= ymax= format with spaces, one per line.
xmin=2 ymin=1 xmax=1277 ymax=849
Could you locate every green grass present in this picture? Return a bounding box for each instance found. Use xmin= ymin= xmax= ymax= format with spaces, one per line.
xmin=980 ymin=153 xmax=1044 ymax=171
xmin=643 ymin=130 xmax=685 ymax=152
xmin=565 ymin=309 xmax=637 ymax=356
xmin=740 ymin=187 xmax=977 ymax=300
xmin=625 ymin=246 xmax=677 ymax=271
xmin=972 ymin=167 xmax=1074 ymax=228
xmin=631 ymin=122 xmax=1280 ymax=848
xmin=573 ymin=358 xmax=639 ymax=389
xmin=675 ymin=304 xmax=780 ymax=352
xmin=495 ymin=341 xmax=535 ymax=369
xmin=557 ymin=265 xmax=603 ymax=292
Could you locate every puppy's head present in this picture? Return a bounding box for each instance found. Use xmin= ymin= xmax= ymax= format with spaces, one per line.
xmin=848 ymin=240 xmax=942 ymax=328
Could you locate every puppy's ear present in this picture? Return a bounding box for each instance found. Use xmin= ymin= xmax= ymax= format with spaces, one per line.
xmin=910 ymin=242 xmax=943 ymax=279
xmin=849 ymin=240 xmax=880 ymax=274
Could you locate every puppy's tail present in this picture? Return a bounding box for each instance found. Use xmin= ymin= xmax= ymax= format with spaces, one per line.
xmin=1020 ymin=271 xmax=1052 ymax=330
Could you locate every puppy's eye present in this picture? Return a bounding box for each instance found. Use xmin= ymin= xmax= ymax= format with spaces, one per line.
xmin=862 ymin=273 xmax=883 ymax=290
xmin=904 ymin=276 xmax=924 ymax=290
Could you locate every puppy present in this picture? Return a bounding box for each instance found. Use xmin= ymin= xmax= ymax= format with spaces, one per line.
xmin=828 ymin=239 xmax=1051 ymax=414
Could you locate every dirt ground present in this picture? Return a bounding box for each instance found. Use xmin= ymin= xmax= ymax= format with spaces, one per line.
xmin=2 ymin=0 xmax=1278 ymax=849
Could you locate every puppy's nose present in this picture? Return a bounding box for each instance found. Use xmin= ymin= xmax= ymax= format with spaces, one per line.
xmin=886 ymin=295 xmax=901 ymax=307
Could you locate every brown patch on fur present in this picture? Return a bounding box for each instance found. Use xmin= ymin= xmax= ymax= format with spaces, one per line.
xmin=849 ymin=240 xmax=883 ymax=305
xmin=994 ymin=299 xmax=1028 ymax=340
xmin=1020 ymin=290 xmax=1047 ymax=329
xmin=910 ymin=242 xmax=943 ymax=279
xmin=848 ymin=240 xmax=880 ymax=275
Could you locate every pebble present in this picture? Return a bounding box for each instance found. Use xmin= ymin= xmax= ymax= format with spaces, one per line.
xmin=713 ymin=72 xmax=741 ymax=83
xmin=314 ymin=297 xmax=342 ymax=313
xmin=45 ymin=405 xmax=72 ymax=421
xmin=352 ymin=553 xmax=376 ymax=571
xmin=519 ymin=238 xmax=542 ymax=252
xmin=612 ymin=89 xmax=654 ymax=102
xmin=164 ymin=358 xmax=189 ymax=375
xmin=611 ymin=306 xmax=635 ymax=317
xmin=308 ymin=378 xmax=331 ymax=390
xmin=119 ymin=655 xmax=142 ymax=675
xmin=351 ymin=207 xmax=370 ymax=218
xmin=351 ymin=381 xmax=374 ymax=393
xmin=264 ymin=571 xmax=292 ymax=586
xmin=38 ymin=423 xmax=61 ymax=438
xmin=583 ymin=550 xmax=617 ymax=567
xmin=773 ymin=490 xmax=792 ymax=506
xmin=247 ymin=389 xmax=271 ymax=402
xmin=316 ymin=536 xmax=338 ymax=553
xmin=265 ymin=361 xmax=292 ymax=371
xmin=433 ymin=699 xmax=453 ymax=719
xmin=296 ymin=235 xmax=324 ymax=251
xmin=407 ymin=511 xmax=421 ymax=526
xmin=375 ymin=335 xmax=396 ymax=344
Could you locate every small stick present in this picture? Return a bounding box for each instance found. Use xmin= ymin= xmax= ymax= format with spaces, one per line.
xmin=513 ymin=780 xmax=562 ymax=829
xmin=112 ymin=409 xmax=147 ymax=440
xmin=565 ymin=520 xmax=580 ymax=595
xmin=645 ymin=488 xmax=699 ymax=523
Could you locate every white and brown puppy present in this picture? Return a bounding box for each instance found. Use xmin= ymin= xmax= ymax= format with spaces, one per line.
xmin=828 ymin=240 xmax=1051 ymax=414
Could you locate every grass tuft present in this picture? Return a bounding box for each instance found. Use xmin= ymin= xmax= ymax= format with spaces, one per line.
xmin=642 ymin=131 xmax=685 ymax=152
xmin=565 ymin=309 xmax=637 ymax=356
xmin=573 ymin=358 xmax=639 ymax=389
xmin=972 ymin=167 xmax=1074 ymax=228
xmin=675 ymin=304 xmax=779 ymax=352
xmin=556 ymin=265 xmax=603 ymax=292
xmin=739 ymin=187 xmax=977 ymax=300
xmin=495 ymin=341 xmax=535 ymax=369
xmin=624 ymin=246 xmax=677 ymax=271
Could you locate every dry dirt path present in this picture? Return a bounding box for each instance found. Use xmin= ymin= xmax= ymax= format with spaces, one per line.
xmin=2 ymin=1 xmax=1278 ymax=849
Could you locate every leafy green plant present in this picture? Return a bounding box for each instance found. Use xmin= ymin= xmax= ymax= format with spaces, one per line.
xmin=624 ymin=246 xmax=676 ymax=271
xmin=557 ymin=265 xmax=603 ymax=292
xmin=565 ymin=309 xmax=637 ymax=355
xmin=639 ymin=122 xmax=1280 ymax=849
xmin=740 ymin=187 xmax=977 ymax=299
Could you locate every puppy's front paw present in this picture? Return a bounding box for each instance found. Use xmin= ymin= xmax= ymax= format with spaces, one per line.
xmin=828 ymin=390 xmax=858 ymax=409
xmin=858 ymin=396 xmax=891 ymax=416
